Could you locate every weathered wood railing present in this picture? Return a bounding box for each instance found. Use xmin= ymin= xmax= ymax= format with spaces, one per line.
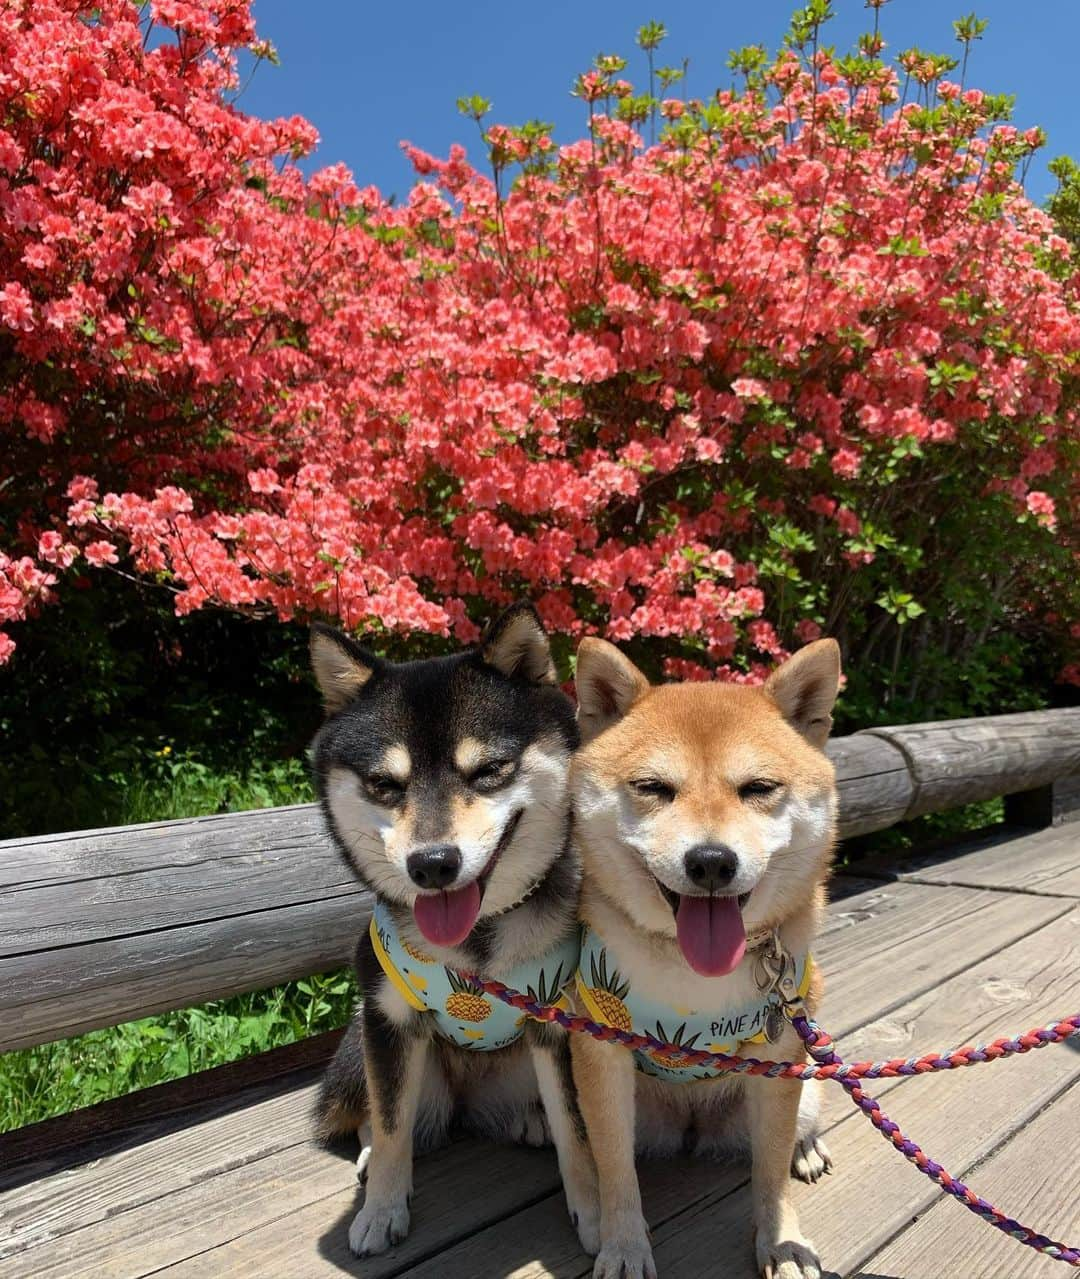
xmin=1 ymin=709 xmax=1078 ymax=1055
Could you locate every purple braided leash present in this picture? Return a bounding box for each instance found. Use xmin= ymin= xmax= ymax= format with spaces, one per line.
xmin=465 ymin=973 xmax=1080 ymax=1267
xmin=791 ymin=1012 xmax=1080 ymax=1267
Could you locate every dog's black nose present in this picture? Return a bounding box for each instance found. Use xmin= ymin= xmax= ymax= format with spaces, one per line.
xmin=406 ymin=844 xmax=462 ymax=890
xmin=684 ymin=844 xmax=739 ymax=892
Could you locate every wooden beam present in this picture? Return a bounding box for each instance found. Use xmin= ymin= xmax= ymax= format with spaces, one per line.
xmin=860 ymin=709 xmax=1080 ymax=818
xmin=827 ymin=731 xmax=912 ymax=837
xmin=0 ymin=805 xmax=370 ymax=1053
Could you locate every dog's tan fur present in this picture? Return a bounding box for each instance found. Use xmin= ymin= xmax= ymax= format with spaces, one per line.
xmin=570 ymin=638 xmax=841 ymax=1279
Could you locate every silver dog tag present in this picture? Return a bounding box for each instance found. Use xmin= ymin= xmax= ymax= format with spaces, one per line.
xmin=765 ymin=1003 xmax=786 ymax=1043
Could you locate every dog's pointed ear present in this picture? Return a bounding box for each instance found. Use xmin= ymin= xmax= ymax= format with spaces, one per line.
xmin=310 ymin=623 xmax=381 ymax=714
xmin=480 ymin=602 xmax=557 ymax=685
xmin=765 ymin=638 xmax=841 ymax=749
xmin=574 ymin=638 xmax=650 ymax=742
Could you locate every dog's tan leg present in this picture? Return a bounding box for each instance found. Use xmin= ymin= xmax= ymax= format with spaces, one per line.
xmin=347 ymin=1004 xmax=429 ymax=1257
xmin=571 ymin=1032 xmax=656 ymax=1279
xmin=746 ymin=1033 xmax=822 ymax=1279
xmin=529 ymin=1031 xmax=601 ymax=1254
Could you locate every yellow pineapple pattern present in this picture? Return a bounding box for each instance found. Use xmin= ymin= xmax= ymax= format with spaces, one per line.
xmin=585 ymin=949 xmax=632 ymax=1032
xmin=444 ymin=970 xmax=492 ymax=1023
xmin=649 ymin=1020 xmax=701 ymax=1069
xmin=402 ymin=938 xmax=436 ymax=964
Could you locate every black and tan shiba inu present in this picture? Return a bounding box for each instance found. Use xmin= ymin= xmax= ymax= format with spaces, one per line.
xmin=310 ymin=604 xmax=598 ymax=1257
xmin=569 ymin=637 xmax=841 ymax=1279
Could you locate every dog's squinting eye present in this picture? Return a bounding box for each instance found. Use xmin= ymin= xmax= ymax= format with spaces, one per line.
xmin=468 ymin=759 xmax=517 ymax=791
xmin=630 ymin=778 xmax=677 ymax=803
xmin=364 ymin=774 xmax=405 ymax=806
xmin=739 ymin=779 xmax=782 ymax=801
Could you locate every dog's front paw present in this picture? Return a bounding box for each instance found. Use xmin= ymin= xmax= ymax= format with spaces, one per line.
xmin=757 ymin=1231 xmax=822 ymax=1279
xmin=593 ymin=1230 xmax=656 ymax=1279
xmin=347 ymin=1195 xmax=410 ymax=1256
xmin=791 ymin=1133 xmax=833 ymax=1183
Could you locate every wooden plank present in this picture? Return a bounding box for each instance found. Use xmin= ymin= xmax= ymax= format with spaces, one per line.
xmin=386 ymin=1156 xmax=746 ymax=1279
xmin=0 ymin=813 xmax=355 ymax=954
xmin=845 ymin=823 xmax=1080 ymax=900
xmin=0 ymin=804 xmax=322 ymax=888
xmin=154 ymin=1141 xmax=572 ymax=1279
xmin=0 ymin=1130 xmax=564 ymax=1279
xmin=866 ymin=709 xmax=1080 ymax=818
xmin=8 ymin=878 xmax=1055 ymax=1279
xmin=0 ymin=1082 xmax=322 ymax=1264
xmin=3 ymin=846 xmax=1063 ymax=1057
xmin=858 ymin=1078 xmax=1080 ymax=1278
xmin=0 ymin=802 xmax=374 ymax=1053
xmin=817 ymin=877 xmax=1070 ymax=1030
xmin=0 ymin=897 xmax=367 ymax=1052
xmin=0 ymin=1137 xmax=347 ymax=1279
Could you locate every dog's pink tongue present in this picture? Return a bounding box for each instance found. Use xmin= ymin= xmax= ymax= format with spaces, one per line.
xmin=676 ymin=894 xmax=747 ymax=976
xmin=412 ymin=881 xmax=481 ymax=947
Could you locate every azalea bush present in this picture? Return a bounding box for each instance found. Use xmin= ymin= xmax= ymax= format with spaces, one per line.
xmin=3 ymin=0 xmax=1078 ymax=713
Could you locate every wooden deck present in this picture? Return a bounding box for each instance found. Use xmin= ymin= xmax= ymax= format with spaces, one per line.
xmin=1 ymin=821 xmax=1078 ymax=1279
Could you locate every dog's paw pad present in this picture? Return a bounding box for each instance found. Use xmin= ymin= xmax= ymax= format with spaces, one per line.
xmin=759 ymin=1237 xmax=822 ymax=1279
xmin=593 ymin=1237 xmax=657 ymax=1279
xmin=347 ymin=1197 xmax=410 ymax=1256
xmin=791 ymin=1134 xmax=833 ymax=1183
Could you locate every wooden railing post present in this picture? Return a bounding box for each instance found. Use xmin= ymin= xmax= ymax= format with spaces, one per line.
xmin=1004 ymin=774 xmax=1080 ymax=829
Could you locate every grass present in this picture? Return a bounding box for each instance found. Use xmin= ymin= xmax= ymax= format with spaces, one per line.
xmin=0 ymin=971 xmax=357 ymax=1134
xmin=1 ymin=747 xmax=314 ymax=840
xmin=114 ymin=752 xmax=313 ymax=825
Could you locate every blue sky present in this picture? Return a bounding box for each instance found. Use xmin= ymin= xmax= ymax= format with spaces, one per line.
xmin=241 ymin=1 xmax=1075 ymax=206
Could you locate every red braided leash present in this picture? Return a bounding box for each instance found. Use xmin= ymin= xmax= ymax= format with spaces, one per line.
xmin=464 ymin=973 xmax=1080 ymax=1267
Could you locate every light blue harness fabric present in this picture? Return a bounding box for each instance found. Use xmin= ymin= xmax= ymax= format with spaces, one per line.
xmin=370 ymin=898 xmax=578 ymax=1052
xmin=575 ymin=919 xmax=813 ymax=1084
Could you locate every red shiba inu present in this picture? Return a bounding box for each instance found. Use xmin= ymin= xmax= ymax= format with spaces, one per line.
xmin=569 ymin=637 xmax=841 ymax=1279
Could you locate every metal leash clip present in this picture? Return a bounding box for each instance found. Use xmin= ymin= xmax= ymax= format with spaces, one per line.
xmin=753 ymin=931 xmax=801 ymax=1042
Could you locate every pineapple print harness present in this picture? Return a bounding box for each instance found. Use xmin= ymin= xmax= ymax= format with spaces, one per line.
xmin=575 ymin=920 xmax=814 ymax=1083
xmin=369 ymin=899 xmax=579 ymax=1052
